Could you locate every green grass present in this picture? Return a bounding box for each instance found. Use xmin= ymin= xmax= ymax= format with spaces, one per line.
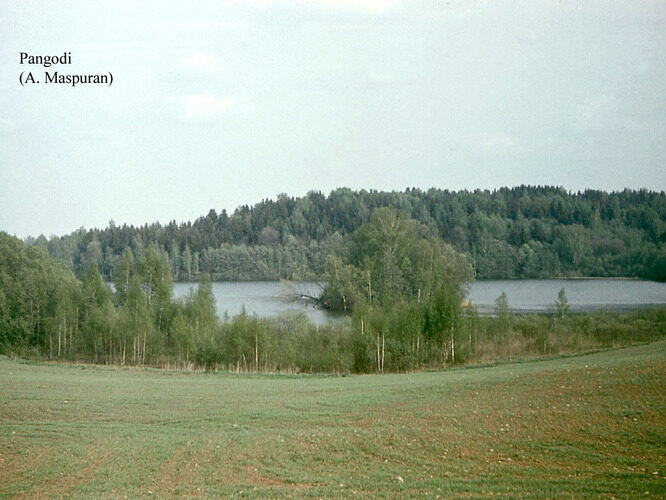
xmin=1 ymin=342 xmax=665 ymax=499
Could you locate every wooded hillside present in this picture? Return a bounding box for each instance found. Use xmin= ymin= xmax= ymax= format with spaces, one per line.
xmin=27 ymin=186 xmax=666 ymax=281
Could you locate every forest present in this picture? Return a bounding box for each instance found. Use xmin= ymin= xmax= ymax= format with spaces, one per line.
xmin=2 ymin=203 xmax=665 ymax=372
xmin=26 ymin=186 xmax=666 ymax=283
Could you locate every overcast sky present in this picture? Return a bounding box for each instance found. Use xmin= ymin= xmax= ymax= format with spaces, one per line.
xmin=1 ymin=0 xmax=665 ymax=238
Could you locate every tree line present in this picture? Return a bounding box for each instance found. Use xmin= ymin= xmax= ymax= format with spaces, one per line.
xmin=3 ymin=207 xmax=665 ymax=373
xmin=27 ymin=186 xmax=666 ymax=282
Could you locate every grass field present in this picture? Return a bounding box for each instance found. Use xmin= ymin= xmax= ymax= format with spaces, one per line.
xmin=1 ymin=342 xmax=665 ymax=499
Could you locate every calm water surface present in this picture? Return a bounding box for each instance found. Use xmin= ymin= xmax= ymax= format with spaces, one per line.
xmin=468 ymin=279 xmax=666 ymax=314
xmin=173 ymin=281 xmax=335 ymax=326
xmin=173 ymin=279 xmax=666 ymax=323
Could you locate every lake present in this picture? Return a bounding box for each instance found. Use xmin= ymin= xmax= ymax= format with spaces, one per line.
xmin=467 ymin=279 xmax=666 ymax=314
xmin=172 ymin=279 xmax=666 ymax=323
xmin=173 ymin=281 xmax=337 ymax=326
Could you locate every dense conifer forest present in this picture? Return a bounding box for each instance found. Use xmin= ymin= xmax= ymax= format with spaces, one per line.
xmin=27 ymin=186 xmax=666 ymax=282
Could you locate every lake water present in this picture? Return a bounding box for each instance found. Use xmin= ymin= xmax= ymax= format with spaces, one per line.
xmin=173 ymin=281 xmax=337 ymax=326
xmin=172 ymin=279 xmax=666 ymax=323
xmin=467 ymin=279 xmax=666 ymax=314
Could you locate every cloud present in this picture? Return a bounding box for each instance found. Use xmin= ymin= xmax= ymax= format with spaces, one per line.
xmin=313 ymin=0 xmax=403 ymax=14
xmin=368 ymin=71 xmax=395 ymax=85
xmin=472 ymin=131 xmax=526 ymax=156
xmin=180 ymin=51 xmax=220 ymax=71
xmin=156 ymin=20 xmax=247 ymax=33
xmin=0 ymin=118 xmax=16 ymax=132
xmin=184 ymin=94 xmax=235 ymax=117
xmin=575 ymin=94 xmax=617 ymax=133
xmin=221 ymin=0 xmax=403 ymax=15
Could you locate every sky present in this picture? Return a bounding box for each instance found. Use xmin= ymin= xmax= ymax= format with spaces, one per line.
xmin=1 ymin=0 xmax=665 ymax=238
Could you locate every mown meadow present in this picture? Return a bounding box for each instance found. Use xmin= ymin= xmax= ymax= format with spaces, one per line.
xmin=1 ymin=340 xmax=664 ymax=498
